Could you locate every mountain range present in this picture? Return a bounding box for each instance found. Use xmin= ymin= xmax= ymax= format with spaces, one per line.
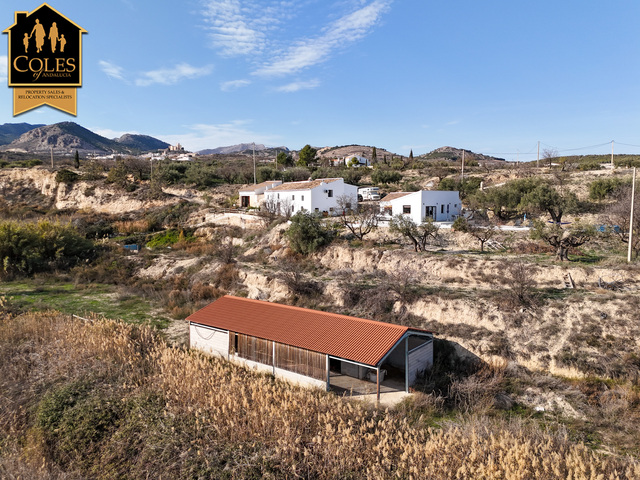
xmin=0 ymin=122 xmax=170 ymax=155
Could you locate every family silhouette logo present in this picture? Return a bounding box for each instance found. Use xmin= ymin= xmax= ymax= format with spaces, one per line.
xmin=3 ymin=3 xmax=87 ymax=115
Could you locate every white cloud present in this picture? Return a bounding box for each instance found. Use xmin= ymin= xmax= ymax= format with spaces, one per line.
xmin=135 ymin=63 xmax=213 ymax=87
xmin=201 ymin=0 xmax=267 ymax=56
xmin=158 ymin=121 xmax=280 ymax=152
xmin=1 ymin=56 xmax=8 ymax=82
xmin=220 ymin=79 xmax=251 ymax=91
xmin=253 ymin=0 xmax=390 ymax=77
xmin=99 ymin=60 xmax=125 ymax=80
xmin=275 ymin=79 xmax=320 ymax=92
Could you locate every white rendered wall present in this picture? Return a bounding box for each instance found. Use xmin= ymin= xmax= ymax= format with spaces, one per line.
xmin=189 ymin=323 xmax=229 ymax=358
xmin=408 ymin=341 xmax=433 ymax=386
xmin=384 ymin=191 xmax=461 ymax=223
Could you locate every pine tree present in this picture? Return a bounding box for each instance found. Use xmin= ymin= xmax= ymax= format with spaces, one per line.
xmin=74 ymin=150 xmax=80 ymax=169
xmin=371 ymin=146 xmax=377 ymax=164
xmin=409 ymin=149 xmax=414 ymax=161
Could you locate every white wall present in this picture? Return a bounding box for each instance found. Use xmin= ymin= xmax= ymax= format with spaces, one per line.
xmin=189 ymin=323 xmax=229 ymax=358
xmin=383 ymin=191 xmax=461 ymax=223
xmin=408 ymin=341 xmax=433 ymax=386
xmin=265 ymin=179 xmax=358 ymax=216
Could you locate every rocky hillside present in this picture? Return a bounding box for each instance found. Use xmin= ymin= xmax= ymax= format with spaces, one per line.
xmin=317 ymin=144 xmax=397 ymax=160
xmin=114 ymin=133 xmax=169 ymax=151
xmin=420 ymin=146 xmax=506 ymax=164
xmin=1 ymin=122 xmax=168 ymax=155
xmin=0 ymin=122 xmax=45 ymax=145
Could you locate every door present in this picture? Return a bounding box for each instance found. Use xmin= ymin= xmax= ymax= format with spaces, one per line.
xmin=425 ymin=206 xmax=436 ymax=221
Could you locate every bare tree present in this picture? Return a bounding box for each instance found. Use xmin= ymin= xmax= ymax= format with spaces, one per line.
xmin=452 ymin=217 xmax=499 ymax=252
xmin=336 ymin=194 xmax=379 ymax=240
xmin=530 ymin=220 xmax=595 ymax=261
xmin=542 ymin=148 xmax=557 ymax=169
xmin=257 ymin=196 xmax=294 ymax=227
xmin=603 ymin=185 xmax=640 ymax=259
xmin=389 ymin=215 xmax=442 ymax=252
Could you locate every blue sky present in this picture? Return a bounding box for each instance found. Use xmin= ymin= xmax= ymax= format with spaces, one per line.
xmin=1 ymin=0 xmax=639 ymax=159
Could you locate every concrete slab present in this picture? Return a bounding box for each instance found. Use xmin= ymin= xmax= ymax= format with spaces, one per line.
xmin=329 ymin=373 xmax=411 ymax=407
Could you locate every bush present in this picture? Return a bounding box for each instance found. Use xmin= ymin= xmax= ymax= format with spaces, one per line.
xmin=371 ymin=168 xmax=402 ymax=185
xmin=589 ymin=177 xmax=625 ymax=201
xmin=146 ymin=229 xmax=194 ymax=249
xmin=55 ymin=169 xmax=80 ymax=184
xmin=0 ymin=221 xmax=95 ymax=278
xmin=286 ymin=211 xmax=334 ymax=254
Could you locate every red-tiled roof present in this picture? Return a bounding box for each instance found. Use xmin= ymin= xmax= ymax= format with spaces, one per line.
xmin=187 ymin=295 xmax=431 ymax=366
xmin=380 ymin=192 xmax=412 ymax=203
xmin=238 ymin=181 xmax=282 ymax=193
xmin=269 ymin=178 xmax=341 ymax=192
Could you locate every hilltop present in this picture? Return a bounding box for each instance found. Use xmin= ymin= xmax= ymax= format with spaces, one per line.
xmin=0 ymin=122 xmax=46 ymax=145
xmin=0 ymin=122 xmax=169 ymax=155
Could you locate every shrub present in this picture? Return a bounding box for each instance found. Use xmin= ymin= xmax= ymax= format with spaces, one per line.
xmin=55 ymin=169 xmax=80 ymax=184
xmin=286 ymin=211 xmax=334 ymax=255
xmin=589 ymin=177 xmax=625 ymax=201
xmin=0 ymin=221 xmax=95 ymax=278
xmin=371 ymin=168 xmax=402 ymax=185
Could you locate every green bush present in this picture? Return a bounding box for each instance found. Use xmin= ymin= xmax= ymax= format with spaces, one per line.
xmin=588 ymin=178 xmax=624 ymax=201
xmin=0 ymin=221 xmax=95 ymax=278
xmin=371 ymin=169 xmax=402 ymax=185
xmin=55 ymin=169 xmax=80 ymax=184
xmin=146 ymin=229 xmax=194 ymax=248
xmin=286 ymin=212 xmax=334 ymax=254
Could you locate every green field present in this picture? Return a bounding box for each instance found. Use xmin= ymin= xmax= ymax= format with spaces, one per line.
xmin=1 ymin=280 xmax=171 ymax=329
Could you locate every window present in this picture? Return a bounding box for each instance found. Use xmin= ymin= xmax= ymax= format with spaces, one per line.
xmin=447 ymin=204 xmax=450 ymax=213
xmin=403 ymin=205 xmax=411 ymax=214
xmin=277 ymin=193 xmax=280 ymax=199
xmin=292 ymin=195 xmax=295 ymax=201
xmin=301 ymin=195 xmax=304 ymax=201
xmin=327 ymin=189 xmax=333 ymax=197
xmin=441 ymin=205 xmax=445 ymax=214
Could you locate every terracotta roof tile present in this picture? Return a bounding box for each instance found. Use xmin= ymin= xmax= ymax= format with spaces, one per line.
xmin=238 ymin=181 xmax=282 ymax=193
xmin=187 ymin=295 xmax=432 ymax=366
xmin=380 ymin=192 xmax=412 ymax=202
xmin=269 ymin=178 xmax=341 ymax=192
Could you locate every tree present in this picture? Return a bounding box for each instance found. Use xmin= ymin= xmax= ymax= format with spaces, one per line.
xmin=297 ymin=144 xmax=317 ymax=167
xmin=389 ymin=215 xmax=441 ymax=252
xmin=371 ymin=168 xmax=402 ymax=185
xmin=473 ymin=177 xmax=541 ymax=221
xmin=602 ymin=185 xmax=640 ymax=259
xmin=409 ymin=149 xmax=414 ymax=161
xmin=336 ymin=195 xmax=379 ymax=240
xmin=277 ymin=151 xmax=293 ymax=168
xmin=530 ymin=220 xmax=595 ymax=261
xmin=452 ymin=217 xmax=499 ymax=252
xmin=518 ymin=182 xmax=577 ymax=224
xmin=286 ymin=211 xmax=334 ymax=254
xmin=371 ymin=146 xmax=377 ymax=164
xmin=542 ymin=148 xmax=557 ymax=168
xmin=74 ymin=150 xmax=80 ymax=169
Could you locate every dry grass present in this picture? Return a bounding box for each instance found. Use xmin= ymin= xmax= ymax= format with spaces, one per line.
xmin=1 ymin=312 xmax=639 ymax=479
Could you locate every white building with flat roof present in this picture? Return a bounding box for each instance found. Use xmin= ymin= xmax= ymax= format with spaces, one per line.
xmin=380 ymin=190 xmax=461 ymax=223
xmin=264 ymin=178 xmax=358 ymax=216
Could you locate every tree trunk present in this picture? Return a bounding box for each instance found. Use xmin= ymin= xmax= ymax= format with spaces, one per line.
xmin=556 ymin=245 xmax=569 ymax=261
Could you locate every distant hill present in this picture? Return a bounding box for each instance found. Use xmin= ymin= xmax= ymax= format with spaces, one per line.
xmin=419 ymin=146 xmax=505 ymax=164
xmin=0 ymin=122 xmax=168 ymax=155
xmin=317 ymin=145 xmax=397 ymax=160
xmin=198 ymin=143 xmax=269 ymax=155
xmin=0 ymin=122 xmax=45 ymax=145
xmin=114 ymin=133 xmax=169 ymax=152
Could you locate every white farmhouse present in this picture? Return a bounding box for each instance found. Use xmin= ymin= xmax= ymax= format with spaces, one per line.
xmin=380 ymin=190 xmax=461 ymax=223
xmin=344 ymin=155 xmax=370 ymax=167
xmin=264 ymin=178 xmax=358 ymax=216
xmin=238 ymin=180 xmax=283 ymax=208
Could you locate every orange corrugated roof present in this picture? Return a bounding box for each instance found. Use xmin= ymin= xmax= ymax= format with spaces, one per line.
xmin=187 ymin=295 xmax=432 ymax=366
xmin=269 ymin=178 xmax=341 ymax=192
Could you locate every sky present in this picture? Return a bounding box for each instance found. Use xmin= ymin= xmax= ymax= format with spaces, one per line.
xmin=1 ymin=0 xmax=639 ymax=160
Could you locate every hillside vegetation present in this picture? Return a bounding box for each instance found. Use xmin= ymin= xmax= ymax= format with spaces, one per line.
xmin=1 ymin=311 xmax=639 ymax=479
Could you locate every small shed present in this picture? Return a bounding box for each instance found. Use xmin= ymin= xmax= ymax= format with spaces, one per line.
xmin=188 ymin=296 xmax=434 ymax=401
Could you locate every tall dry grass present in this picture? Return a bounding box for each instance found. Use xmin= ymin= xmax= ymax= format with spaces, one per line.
xmin=1 ymin=311 xmax=639 ymax=479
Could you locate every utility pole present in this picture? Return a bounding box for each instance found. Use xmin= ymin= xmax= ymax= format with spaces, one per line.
xmin=611 ymin=140 xmax=615 ymax=168
xmin=537 ymin=141 xmax=540 ymax=169
xmin=628 ymin=167 xmax=636 ymax=263
xmin=253 ymin=142 xmax=256 ymax=185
